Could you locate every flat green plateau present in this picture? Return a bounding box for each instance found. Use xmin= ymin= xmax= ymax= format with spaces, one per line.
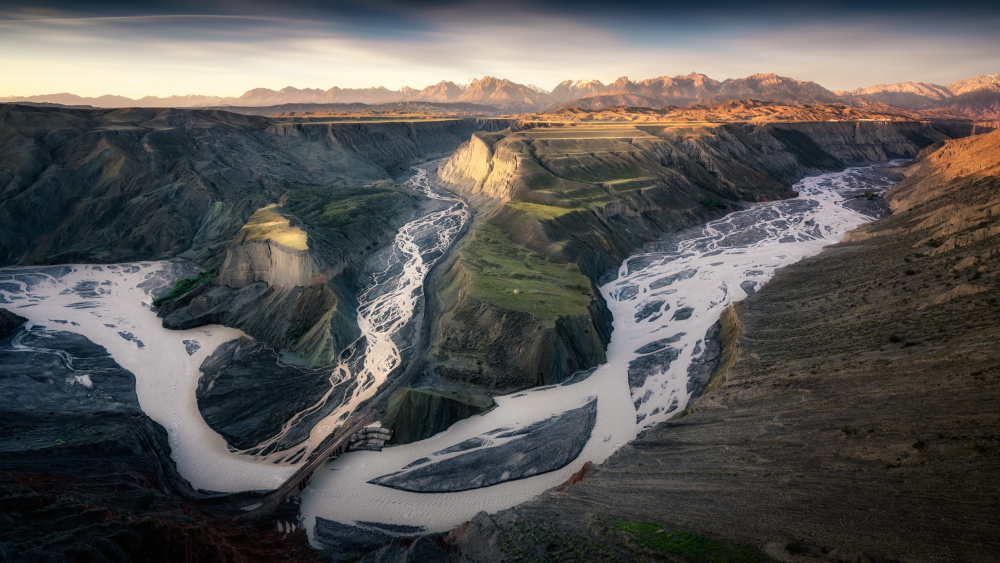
xmin=230 ymin=204 xmax=308 ymax=250
xmin=456 ymin=223 xmax=592 ymax=323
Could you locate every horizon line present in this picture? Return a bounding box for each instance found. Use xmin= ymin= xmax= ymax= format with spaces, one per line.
xmin=4 ymin=69 xmax=998 ymax=101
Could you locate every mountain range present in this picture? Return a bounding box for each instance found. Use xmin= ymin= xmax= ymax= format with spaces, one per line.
xmin=4 ymin=72 xmax=999 ymax=118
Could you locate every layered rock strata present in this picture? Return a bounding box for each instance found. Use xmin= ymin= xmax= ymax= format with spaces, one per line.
xmin=428 ymin=120 xmax=959 ymax=399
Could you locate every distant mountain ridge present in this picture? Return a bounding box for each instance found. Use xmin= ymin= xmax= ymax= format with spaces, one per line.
xmin=549 ymin=72 xmax=840 ymax=110
xmin=839 ymin=73 xmax=1000 ymax=118
xmin=3 ymin=72 xmax=998 ymax=118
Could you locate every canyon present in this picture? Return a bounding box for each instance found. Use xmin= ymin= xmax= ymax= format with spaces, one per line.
xmin=0 ymin=98 xmax=998 ymax=563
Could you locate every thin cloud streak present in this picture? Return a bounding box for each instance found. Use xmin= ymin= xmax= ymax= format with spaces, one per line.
xmin=1 ymin=5 xmax=997 ymax=98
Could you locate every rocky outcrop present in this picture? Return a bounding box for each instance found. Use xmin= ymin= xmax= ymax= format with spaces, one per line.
xmin=436 ymin=132 xmax=499 ymax=197
xmin=382 ymin=388 xmax=495 ymax=444
xmin=0 ymin=308 xmax=25 ymax=338
xmin=218 ymin=240 xmax=321 ymax=289
xmin=160 ymin=204 xmax=361 ymax=366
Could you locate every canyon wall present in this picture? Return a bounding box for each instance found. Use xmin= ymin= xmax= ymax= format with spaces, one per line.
xmin=427 ymin=120 xmax=961 ymax=403
xmin=379 ymin=125 xmax=1000 ymax=563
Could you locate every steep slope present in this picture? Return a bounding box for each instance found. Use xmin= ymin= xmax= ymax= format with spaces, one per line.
xmin=431 ymin=129 xmax=1000 ymax=563
xmin=0 ymin=104 xmax=510 ymax=371
xmin=715 ymin=72 xmax=839 ymax=104
xmin=946 ymin=73 xmax=1000 ymax=96
xmin=598 ymin=73 xmax=723 ymax=103
xmin=415 ymin=80 xmax=465 ymax=102
xmin=426 ymin=119 xmax=958 ymax=407
xmin=0 ymin=104 xmax=389 ymax=267
xmin=944 ymin=75 xmax=1000 ymax=120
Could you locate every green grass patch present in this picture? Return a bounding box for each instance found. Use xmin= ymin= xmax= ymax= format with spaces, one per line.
xmin=229 ymin=205 xmax=308 ymax=250
xmin=506 ymin=201 xmax=577 ymax=220
xmin=283 ymin=184 xmax=412 ymax=234
xmin=152 ymin=267 xmax=219 ymax=307
xmin=612 ymin=520 xmax=772 ymax=562
xmin=603 ymin=177 xmax=656 ymax=194
xmin=457 ymin=223 xmax=592 ymax=324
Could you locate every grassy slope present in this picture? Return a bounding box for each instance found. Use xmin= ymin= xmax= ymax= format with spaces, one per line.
xmin=454 ymin=223 xmax=591 ymax=324
xmin=228 ymin=204 xmax=308 ymax=250
xmin=429 ymin=122 xmax=800 ymax=392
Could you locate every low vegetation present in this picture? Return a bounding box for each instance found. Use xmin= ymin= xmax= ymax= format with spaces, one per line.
xmin=152 ymin=267 xmax=219 ymax=307
xmin=611 ymin=520 xmax=772 ymax=562
xmin=456 ymin=223 xmax=592 ymax=323
xmin=282 ymin=183 xmax=414 ymax=235
xmin=228 ymin=205 xmax=308 ymax=250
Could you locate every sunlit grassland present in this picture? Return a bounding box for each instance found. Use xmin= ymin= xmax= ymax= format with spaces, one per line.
xmin=455 ymin=223 xmax=592 ymax=323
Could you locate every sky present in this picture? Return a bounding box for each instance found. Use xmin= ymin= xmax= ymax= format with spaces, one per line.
xmin=1 ymin=0 xmax=999 ymax=98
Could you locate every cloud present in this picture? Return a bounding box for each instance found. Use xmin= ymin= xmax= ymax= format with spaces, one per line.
xmin=0 ymin=2 xmax=997 ymax=97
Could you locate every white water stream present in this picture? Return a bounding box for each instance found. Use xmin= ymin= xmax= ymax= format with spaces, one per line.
xmin=298 ymin=163 xmax=901 ymax=540
xmin=0 ymin=263 xmax=293 ymax=492
xmin=0 ymin=163 xmax=899 ymax=545
xmin=240 ymin=167 xmax=469 ymax=461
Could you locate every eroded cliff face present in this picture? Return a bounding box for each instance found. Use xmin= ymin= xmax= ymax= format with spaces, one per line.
xmin=268 ymin=118 xmax=514 ymax=175
xmin=218 ymin=241 xmax=322 ymax=289
xmin=768 ymin=120 xmax=967 ymax=163
xmin=161 ymin=205 xmax=358 ymax=367
xmin=0 ymin=104 xmax=511 ymax=367
xmin=0 ymin=105 xmax=383 ymax=268
xmin=436 ymin=132 xmax=499 ymax=197
xmin=428 ymin=120 xmax=961 ymax=397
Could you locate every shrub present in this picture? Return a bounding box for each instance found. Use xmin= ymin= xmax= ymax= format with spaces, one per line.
xmin=152 ymin=267 xmax=219 ymax=307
